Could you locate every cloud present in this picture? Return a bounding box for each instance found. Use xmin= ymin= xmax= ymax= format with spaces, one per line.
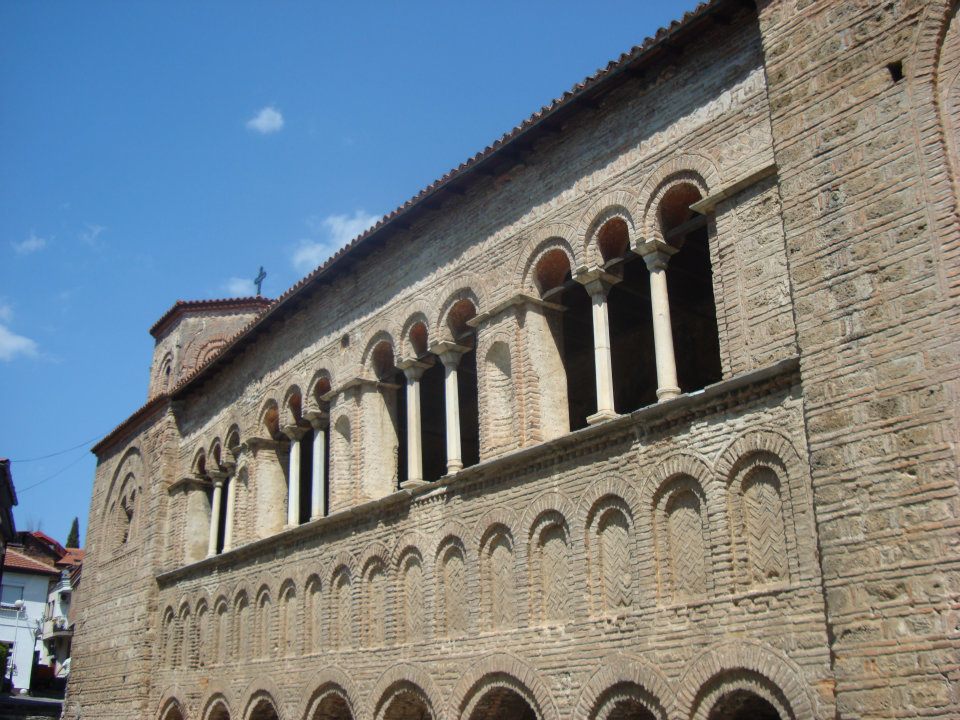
xmin=0 ymin=304 xmax=38 ymax=361
xmin=292 ymin=210 xmax=380 ymax=270
xmin=222 ymin=276 xmax=258 ymax=297
xmin=79 ymin=223 xmax=106 ymax=250
xmin=11 ymin=233 xmax=47 ymax=255
xmin=246 ymin=106 xmax=284 ymax=134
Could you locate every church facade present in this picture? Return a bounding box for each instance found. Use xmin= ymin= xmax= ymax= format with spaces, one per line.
xmin=65 ymin=1 xmax=960 ymax=719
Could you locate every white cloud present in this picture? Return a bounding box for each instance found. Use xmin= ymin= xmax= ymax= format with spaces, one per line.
xmin=0 ymin=304 xmax=38 ymax=361
xmin=293 ymin=210 xmax=380 ymax=270
xmin=222 ymin=277 xmax=258 ymax=297
xmin=11 ymin=233 xmax=47 ymax=255
xmin=79 ymin=223 xmax=106 ymax=249
xmin=246 ymin=106 xmax=284 ymax=134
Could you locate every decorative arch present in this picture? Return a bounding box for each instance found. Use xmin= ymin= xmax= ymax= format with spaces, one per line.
xmin=328 ymin=560 xmax=356 ymax=650
xmin=513 ymin=223 xmax=581 ymax=294
xmin=573 ymin=654 xmax=673 ymax=720
xmin=398 ymin=300 xmax=435 ymax=359
xmin=448 ymin=653 xmax=559 ymax=720
xmin=259 ymin=398 xmax=282 ymax=440
xmin=370 ymin=663 xmax=442 ymax=720
xmin=433 ymin=280 xmax=485 ymax=342
xmin=360 ymin=544 xmax=391 ymax=647
xmin=433 ymin=520 xmax=473 ymax=638
xmin=308 ymin=368 xmax=334 ymax=408
xmin=636 ymin=153 xmax=721 ymax=244
xmin=676 ymin=640 xmax=817 ymax=720
xmin=361 ymin=330 xmax=398 ymax=376
xmin=477 ymin=514 xmax=519 ymax=631
xmin=157 ymin=692 xmax=188 ymax=720
xmin=579 ymin=189 xmax=640 ymax=266
xmin=103 ymin=447 xmax=144 ymax=550
xmin=200 ymin=685 xmax=238 ymax=720
xmin=241 ymin=683 xmax=285 ymax=720
xmin=298 ymin=667 xmax=360 ymax=720
xmin=282 ymin=385 xmax=304 ymax=426
xmin=303 ymin=573 xmax=324 ymax=655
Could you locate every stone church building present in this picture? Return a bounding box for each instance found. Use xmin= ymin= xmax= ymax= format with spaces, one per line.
xmin=65 ymin=0 xmax=960 ymax=718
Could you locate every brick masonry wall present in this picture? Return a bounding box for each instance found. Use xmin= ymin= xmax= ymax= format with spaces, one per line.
xmin=757 ymin=0 xmax=960 ymax=717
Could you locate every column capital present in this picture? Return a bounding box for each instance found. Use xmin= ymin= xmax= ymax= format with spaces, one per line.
xmin=282 ymin=424 xmax=308 ymax=441
xmin=304 ymin=410 xmax=329 ymax=430
xmin=637 ymin=240 xmax=679 ymax=270
xmin=397 ymin=357 xmax=431 ymax=381
xmin=430 ymin=341 xmax=470 ymax=367
xmin=208 ymin=470 xmax=228 ymax=488
xmin=574 ymin=266 xmax=621 ymax=296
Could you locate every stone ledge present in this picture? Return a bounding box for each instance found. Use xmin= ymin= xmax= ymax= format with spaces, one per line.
xmin=157 ymin=355 xmax=799 ymax=586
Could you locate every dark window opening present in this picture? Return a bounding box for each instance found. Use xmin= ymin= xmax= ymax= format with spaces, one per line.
xmin=458 ymin=343 xmax=480 ymax=469
xmin=298 ymin=428 xmax=314 ymax=524
xmin=608 ymin=256 xmax=658 ymax=412
xmin=385 ymin=368 xmax=408 ymax=489
xmin=216 ymin=481 xmax=229 ymax=553
xmin=660 ymin=183 xmax=722 ymax=394
xmin=887 ymin=60 xmax=904 ymax=83
xmin=421 ymin=358 xmax=447 ymax=482
xmin=560 ymin=277 xmax=597 ymax=430
xmin=706 ymin=690 xmax=782 ymax=720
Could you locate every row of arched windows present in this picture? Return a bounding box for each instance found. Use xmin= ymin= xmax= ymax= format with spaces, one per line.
xmin=161 ymin=445 xmax=799 ymax=669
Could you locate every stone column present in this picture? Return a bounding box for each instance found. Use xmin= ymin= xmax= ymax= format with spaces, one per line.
xmin=305 ymin=411 xmax=328 ymax=520
xmin=283 ymin=425 xmax=307 ymax=527
xmin=397 ymin=359 xmax=431 ymax=487
xmin=222 ymin=447 xmax=240 ymax=552
xmin=639 ymin=241 xmax=681 ymax=401
xmin=431 ymin=341 xmax=469 ymax=475
xmin=576 ymin=267 xmax=621 ymax=424
xmin=206 ymin=472 xmax=226 ymax=558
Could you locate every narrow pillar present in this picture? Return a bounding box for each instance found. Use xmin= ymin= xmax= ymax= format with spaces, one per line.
xmin=639 ymin=241 xmax=681 ymax=401
xmin=576 ymin=267 xmax=620 ymax=424
xmin=397 ymin=359 xmax=430 ymax=487
xmin=306 ymin=412 xmax=328 ymax=519
xmin=206 ymin=473 xmax=225 ymax=558
xmin=223 ymin=473 xmax=236 ymax=551
xmin=283 ymin=425 xmax=307 ymax=527
xmin=431 ymin=341 xmax=469 ymax=475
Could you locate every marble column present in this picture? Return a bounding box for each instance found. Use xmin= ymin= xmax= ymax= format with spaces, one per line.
xmin=639 ymin=241 xmax=681 ymax=401
xmin=431 ymin=341 xmax=469 ymax=475
xmin=576 ymin=267 xmax=621 ymax=424
xmin=206 ymin=472 xmax=226 ymax=557
xmin=306 ymin=412 xmax=328 ymax=519
xmin=283 ymin=425 xmax=307 ymax=527
xmin=397 ymin=359 xmax=430 ymax=487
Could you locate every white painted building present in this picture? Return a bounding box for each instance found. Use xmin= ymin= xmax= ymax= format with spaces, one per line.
xmin=0 ymin=548 xmax=57 ymax=692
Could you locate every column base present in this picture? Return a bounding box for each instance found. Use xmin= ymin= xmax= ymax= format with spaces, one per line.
xmin=309 ymin=514 xmax=324 ymax=522
xmin=656 ymin=386 xmax=681 ymax=402
xmin=445 ymin=463 xmax=463 ymax=476
xmin=400 ymin=479 xmax=429 ymax=490
xmin=587 ymin=410 xmax=619 ymax=425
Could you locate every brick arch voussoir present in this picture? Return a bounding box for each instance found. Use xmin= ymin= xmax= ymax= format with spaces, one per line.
xmin=714 ymin=429 xmax=804 ymax=487
xmin=515 ymin=224 xmax=580 ymax=296
xmin=675 ymin=640 xmax=816 ymax=720
xmin=327 ymin=550 xmax=359 ymax=585
xmin=433 ymin=519 xmax=474 ymax=563
xmin=578 ymin=189 xmax=641 ymax=266
xmin=641 ymin=452 xmax=718 ymax=511
xmin=157 ymin=687 xmax=191 ymax=720
xmin=391 ymin=532 xmax=429 ymax=570
xmin=576 ymin=476 xmax=642 ymax=536
xmin=636 ymin=153 xmax=722 ymax=242
xmin=297 ymin=667 xmax=362 ymax=720
xmin=240 ymin=678 xmax=288 ymax=720
xmin=432 ymin=273 xmax=489 ymax=342
xmin=520 ymin=491 xmax=576 ymax=542
xmin=473 ymin=506 xmax=519 ymax=549
xmin=369 ymin=662 xmax=443 ymax=720
xmin=360 ymin=329 xmax=398 ymax=376
xmin=199 ymin=684 xmax=238 ymax=720
xmin=359 ymin=541 xmax=393 ymax=578
xmin=397 ymin=299 xmax=436 ymax=359
xmin=194 ymin=592 xmax=211 ymax=616
xmin=447 ymin=653 xmax=559 ymax=720
xmin=573 ymin=654 xmax=674 ymax=720
xmin=104 ymin=445 xmax=144 ymax=520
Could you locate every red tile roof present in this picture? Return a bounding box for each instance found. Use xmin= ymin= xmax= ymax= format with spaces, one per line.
xmin=93 ymin=0 xmax=736 ymax=456
xmin=4 ymin=547 xmax=59 ymax=576
xmin=59 ymin=548 xmax=85 ymax=567
xmin=149 ymin=297 xmax=274 ymax=339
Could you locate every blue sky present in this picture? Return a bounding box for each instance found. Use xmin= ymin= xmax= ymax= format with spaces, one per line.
xmin=0 ymin=1 xmax=701 ymax=546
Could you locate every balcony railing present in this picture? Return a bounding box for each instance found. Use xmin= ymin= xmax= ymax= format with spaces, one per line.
xmin=42 ymin=616 xmax=72 ymax=639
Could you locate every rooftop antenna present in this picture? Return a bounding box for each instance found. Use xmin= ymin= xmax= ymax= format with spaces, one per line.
xmin=254 ymin=266 xmax=267 ymax=297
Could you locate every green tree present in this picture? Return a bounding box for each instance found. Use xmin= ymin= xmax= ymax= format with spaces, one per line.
xmin=66 ymin=517 xmax=80 ymax=548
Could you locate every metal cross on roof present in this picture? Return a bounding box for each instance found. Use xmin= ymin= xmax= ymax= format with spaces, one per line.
xmin=254 ymin=266 xmax=267 ymax=296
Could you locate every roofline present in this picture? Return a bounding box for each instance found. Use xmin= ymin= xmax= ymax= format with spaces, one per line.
xmin=149 ymin=297 xmax=274 ymax=339
xmin=91 ymin=394 xmax=170 ymax=457
xmin=95 ymin=0 xmax=749 ymax=448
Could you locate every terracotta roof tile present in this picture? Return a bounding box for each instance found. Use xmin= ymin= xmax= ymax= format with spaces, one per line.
xmin=4 ymin=547 xmax=59 ymax=576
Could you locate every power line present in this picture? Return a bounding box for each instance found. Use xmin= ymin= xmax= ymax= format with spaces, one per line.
xmin=8 ymin=435 xmax=101 ymax=463
xmin=16 ymin=453 xmax=91 ymax=494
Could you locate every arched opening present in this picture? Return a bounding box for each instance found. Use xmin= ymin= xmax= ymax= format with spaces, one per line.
xmin=706 ymin=690 xmax=782 ymax=720
xmin=590 ymin=682 xmax=664 ymax=720
xmin=598 ymin=217 xmax=658 ymax=414
xmin=446 ymin=299 xmax=480 ymax=470
xmin=206 ymin=700 xmax=232 ymax=720
xmin=287 ymin=390 xmax=314 ymax=526
xmin=658 ymin=183 xmax=722 ymax=393
xmin=372 ymin=339 xmax=408 ymax=490
xmin=311 ymin=692 xmax=354 ymax=720
xmin=248 ymin=697 xmax=281 ymax=720
xmin=535 ymin=248 xmax=595 ymax=431
xmin=467 ymin=686 xmax=537 ymax=720
xmin=161 ymin=701 xmax=186 ymax=720
xmin=380 ymin=686 xmax=434 ymax=720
